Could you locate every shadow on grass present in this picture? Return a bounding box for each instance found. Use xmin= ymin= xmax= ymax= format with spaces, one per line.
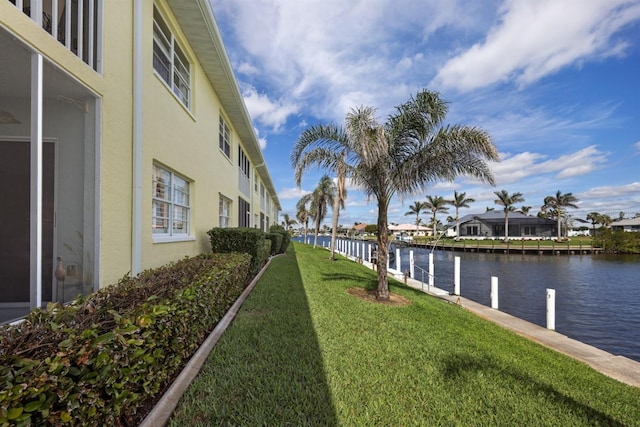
xmin=168 ymin=246 xmax=338 ymax=426
xmin=441 ymin=352 xmax=625 ymax=426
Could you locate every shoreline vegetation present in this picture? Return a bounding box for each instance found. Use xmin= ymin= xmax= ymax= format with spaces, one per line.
xmin=168 ymin=242 xmax=640 ymax=425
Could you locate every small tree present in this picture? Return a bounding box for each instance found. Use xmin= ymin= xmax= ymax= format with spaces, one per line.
xmin=494 ymin=190 xmax=525 ymax=242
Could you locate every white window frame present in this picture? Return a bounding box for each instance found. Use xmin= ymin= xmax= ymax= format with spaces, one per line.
xmin=153 ymin=7 xmax=191 ymax=108
xmin=152 ymin=163 xmax=193 ymax=242
xmin=219 ymin=195 xmax=231 ymax=228
xmin=219 ymin=114 xmax=231 ymax=159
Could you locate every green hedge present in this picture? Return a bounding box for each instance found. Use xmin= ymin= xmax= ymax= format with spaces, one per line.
xmin=207 ymin=228 xmax=269 ymax=276
xmin=265 ymin=233 xmax=283 ymax=256
xmin=269 ymin=225 xmax=291 ymax=254
xmin=0 ymin=252 xmax=251 ymax=426
xmin=593 ymin=229 xmax=640 ymax=254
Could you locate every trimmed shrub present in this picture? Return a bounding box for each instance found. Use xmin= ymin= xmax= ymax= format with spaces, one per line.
xmin=265 ymin=233 xmax=283 ymax=256
xmin=269 ymin=224 xmax=291 ymax=253
xmin=0 ymin=252 xmax=251 ymax=426
xmin=207 ymin=227 xmax=268 ymax=277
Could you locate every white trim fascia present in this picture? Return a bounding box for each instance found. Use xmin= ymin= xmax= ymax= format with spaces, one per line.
xmin=30 ymin=53 xmax=43 ymax=309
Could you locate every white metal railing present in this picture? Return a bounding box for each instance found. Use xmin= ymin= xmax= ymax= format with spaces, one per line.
xmin=238 ymin=171 xmax=250 ymax=197
xmin=11 ymin=0 xmax=102 ymax=72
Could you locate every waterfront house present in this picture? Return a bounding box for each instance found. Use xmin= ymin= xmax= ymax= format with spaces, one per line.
xmin=453 ymin=211 xmax=556 ymax=239
xmin=0 ymin=0 xmax=280 ymax=322
xmin=610 ymin=217 xmax=640 ymax=232
xmin=389 ymin=223 xmax=430 ymax=240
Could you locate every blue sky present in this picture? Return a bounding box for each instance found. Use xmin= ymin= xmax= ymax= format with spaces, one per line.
xmin=210 ymin=0 xmax=640 ymax=228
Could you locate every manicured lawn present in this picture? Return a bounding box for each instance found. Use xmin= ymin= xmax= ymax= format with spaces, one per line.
xmin=169 ymin=242 xmax=640 ymax=426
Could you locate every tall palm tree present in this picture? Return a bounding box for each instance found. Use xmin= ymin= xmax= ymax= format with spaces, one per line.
xmin=494 ymin=190 xmax=525 ymax=242
xmin=541 ymin=191 xmax=579 ymax=239
xmin=425 ymin=195 xmax=450 ymax=238
xmin=296 ymin=195 xmax=312 ymax=243
xmin=291 ymin=89 xmax=498 ymax=300
xmin=404 ymin=201 xmax=427 ymax=233
xmin=309 ymin=175 xmax=335 ymax=248
xmin=448 ymin=191 xmax=475 ymax=240
xmin=292 ymin=142 xmax=348 ymax=260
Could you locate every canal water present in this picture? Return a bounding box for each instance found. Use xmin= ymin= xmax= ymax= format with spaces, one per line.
xmin=294 ymin=236 xmax=640 ymax=362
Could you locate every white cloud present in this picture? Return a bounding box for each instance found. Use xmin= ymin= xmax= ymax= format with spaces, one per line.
xmin=492 ymin=146 xmax=608 ymax=185
xmin=242 ymin=85 xmax=299 ymax=131
xmin=435 ymin=0 xmax=640 ymax=91
xmin=579 ymin=181 xmax=640 ymax=199
xmin=635 ymin=141 xmax=640 ymax=154
xmin=278 ymin=187 xmax=310 ymax=200
xmin=212 ymin=0 xmax=495 ymax=122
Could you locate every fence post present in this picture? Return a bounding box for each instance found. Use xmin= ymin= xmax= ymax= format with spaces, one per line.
xmin=547 ymin=288 xmax=556 ymax=330
xmin=454 ymin=256 xmax=460 ymax=296
xmin=491 ymin=276 xmax=499 ymax=309
xmin=428 ymin=253 xmax=434 ymax=291
xmin=410 ymin=251 xmax=415 ymax=279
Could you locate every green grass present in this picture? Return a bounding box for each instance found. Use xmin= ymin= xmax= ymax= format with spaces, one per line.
xmin=169 ymin=242 xmax=640 ymax=426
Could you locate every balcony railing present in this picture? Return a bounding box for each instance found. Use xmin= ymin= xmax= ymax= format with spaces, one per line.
xmin=9 ymin=0 xmax=102 ymax=72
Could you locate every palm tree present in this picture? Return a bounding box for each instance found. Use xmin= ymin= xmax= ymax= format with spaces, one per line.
xmin=448 ymin=191 xmax=475 ymax=240
xmin=541 ymin=191 xmax=579 ymax=239
xmin=425 ymin=195 xmax=450 ymax=238
xmin=309 ymin=175 xmax=336 ymax=248
xmin=291 ymin=89 xmax=498 ymax=300
xmin=586 ymin=212 xmax=601 ymax=237
xmin=296 ymin=195 xmax=312 ymax=243
xmin=518 ymin=206 xmax=532 ymax=215
xmin=281 ymin=213 xmax=297 ymax=231
xmin=292 ymin=141 xmax=348 ymax=260
xmin=494 ymin=190 xmax=525 ymax=242
xmin=404 ymin=201 xmax=427 ymax=233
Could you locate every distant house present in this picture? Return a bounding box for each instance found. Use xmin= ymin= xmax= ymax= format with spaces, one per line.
xmin=610 ymin=217 xmax=640 ymax=232
xmin=351 ymin=223 xmax=368 ymax=236
xmin=388 ymin=223 xmax=430 ymax=239
xmin=453 ymin=211 xmax=556 ymax=239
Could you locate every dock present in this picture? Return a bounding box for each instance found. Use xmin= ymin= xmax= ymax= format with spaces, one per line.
xmin=399 ymin=240 xmax=604 ymax=255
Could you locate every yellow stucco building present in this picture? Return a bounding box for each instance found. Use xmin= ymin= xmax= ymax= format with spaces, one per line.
xmin=0 ymin=0 xmax=281 ymax=323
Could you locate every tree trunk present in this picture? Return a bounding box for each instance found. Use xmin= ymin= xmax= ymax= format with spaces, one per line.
xmin=330 ymin=196 xmax=340 ymax=260
xmin=376 ymin=200 xmax=390 ymax=300
xmin=557 ymin=215 xmax=562 ymax=239
xmin=313 ymin=216 xmax=320 ymax=249
xmin=504 ymin=213 xmax=509 ymax=243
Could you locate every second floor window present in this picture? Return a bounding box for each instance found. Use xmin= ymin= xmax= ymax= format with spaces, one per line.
xmin=219 ymin=115 xmax=231 ymax=158
xmin=153 ymin=7 xmax=190 ymax=108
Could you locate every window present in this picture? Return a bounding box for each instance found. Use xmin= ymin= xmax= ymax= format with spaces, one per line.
xmin=219 ymin=195 xmax=231 ymax=228
xmin=239 ymin=147 xmax=250 ymax=178
xmin=466 ymin=225 xmax=479 ymax=236
xmin=238 ymin=146 xmax=251 ymax=196
xmin=219 ymin=114 xmax=231 ymax=158
xmin=523 ymin=226 xmax=536 ymax=236
xmin=238 ymin=197 xmax=250 ymax=228
xmin=153 ymin=7 xmax=191 ymax=108
xmin=153 ymin=164 xmax=190 ymax=237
